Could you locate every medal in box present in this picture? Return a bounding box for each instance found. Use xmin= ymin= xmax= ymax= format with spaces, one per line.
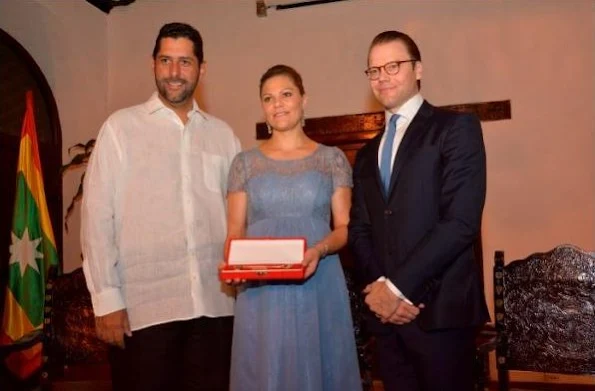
xmin=219 ymin=238 xmax=306 ymax=280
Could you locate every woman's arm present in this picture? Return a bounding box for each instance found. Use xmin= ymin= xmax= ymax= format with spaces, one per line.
xmin=303 ymin=186 xmax=352 ymax=278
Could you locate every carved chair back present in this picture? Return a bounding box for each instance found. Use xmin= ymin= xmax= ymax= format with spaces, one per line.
xmin=493 ymin=245 xmax=595 ymax=390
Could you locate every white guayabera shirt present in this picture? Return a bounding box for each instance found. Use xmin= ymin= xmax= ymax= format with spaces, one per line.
xmin=81 ymin=92 xmax=241 ymax=331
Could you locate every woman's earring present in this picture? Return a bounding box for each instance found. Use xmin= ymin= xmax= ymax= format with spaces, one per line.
xmin=301 ymin=116 xmax=306 ymax=127
xmin=266 ymin=122 xmax=273 ymax=135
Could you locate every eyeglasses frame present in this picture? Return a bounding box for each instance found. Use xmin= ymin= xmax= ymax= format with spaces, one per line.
xmin=364 ymin=59 xmax=418 ymax=80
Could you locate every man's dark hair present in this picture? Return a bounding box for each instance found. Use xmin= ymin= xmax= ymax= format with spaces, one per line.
xmin=152 ymin=22 xmax=204 ymax=63
xmin=369 ymin=30 xmax=422 ymax=89
xmin=259 ymin=64 xmax=305 ymax=96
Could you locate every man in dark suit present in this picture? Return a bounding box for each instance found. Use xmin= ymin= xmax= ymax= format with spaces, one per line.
xmin=348 ymin=30 xmax=489 ymax=391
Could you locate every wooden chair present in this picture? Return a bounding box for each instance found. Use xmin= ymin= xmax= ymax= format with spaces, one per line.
xmin=42 ymin=268 xmax=111 ymax=390
xmin=493 ymin=245 xmax=595 ymax=390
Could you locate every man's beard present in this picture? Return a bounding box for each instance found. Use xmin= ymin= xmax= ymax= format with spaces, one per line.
xmin=156 ymin=77 xmax=198 ymax=106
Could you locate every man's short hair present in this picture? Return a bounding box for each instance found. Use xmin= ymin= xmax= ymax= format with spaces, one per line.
xmin=369 ymin=30 xmax=421 ymax=63
xmin=152 ymin=22 xmax=204 ymax=63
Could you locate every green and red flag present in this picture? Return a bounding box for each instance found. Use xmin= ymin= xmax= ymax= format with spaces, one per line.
xmin=1 ymin=91 xmax=60 ymax=379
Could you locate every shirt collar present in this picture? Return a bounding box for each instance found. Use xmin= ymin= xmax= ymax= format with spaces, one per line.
xmin=144 ymin=91 xmax=207 ymax=121
xmin=384 ymin=93 xmax=424 ymax=126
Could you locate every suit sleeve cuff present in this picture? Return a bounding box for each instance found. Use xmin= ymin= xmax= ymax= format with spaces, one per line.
xmin=377 ymin=276 xmax=413 ymax=305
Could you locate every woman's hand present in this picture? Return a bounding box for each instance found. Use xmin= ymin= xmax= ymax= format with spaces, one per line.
xmin=302 ymin=247 xmax=322 ymax=279
xmin=218 ymin=261 xmax=246 ymax=286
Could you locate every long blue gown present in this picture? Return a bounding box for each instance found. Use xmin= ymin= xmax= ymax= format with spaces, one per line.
xmin=228 ymin=145 xmax=362 ymax=391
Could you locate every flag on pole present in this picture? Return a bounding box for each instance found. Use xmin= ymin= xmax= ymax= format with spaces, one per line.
xmin=1 ymin=91 xmax=60 ymax=379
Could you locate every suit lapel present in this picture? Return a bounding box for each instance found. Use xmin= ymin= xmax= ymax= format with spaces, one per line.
xmin=387 ymin=101 xmax=434 ymax=197
xmin=369 ymin=133 xmax=385 ymax=198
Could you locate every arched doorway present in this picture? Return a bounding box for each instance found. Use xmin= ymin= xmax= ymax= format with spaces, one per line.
xmin=0 ymin=28 xmax=63 ymax=323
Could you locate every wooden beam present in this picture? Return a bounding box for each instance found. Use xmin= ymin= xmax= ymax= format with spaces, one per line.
xmin=256 ymin=99 xmax=511 ymax=140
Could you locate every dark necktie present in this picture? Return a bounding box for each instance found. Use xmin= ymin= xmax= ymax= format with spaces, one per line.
xmin=380 ymin=114 xmax=399 ymax=195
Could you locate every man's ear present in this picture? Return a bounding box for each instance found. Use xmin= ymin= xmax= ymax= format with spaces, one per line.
xmin=415 ymin=61 xmax=423 ymax=82
xmin=199 ymin=61 xmax=207 ymax=79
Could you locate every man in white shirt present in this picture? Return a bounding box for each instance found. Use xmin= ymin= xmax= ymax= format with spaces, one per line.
xmin=81 ymin=22 xmax=240 ymax=391
xmin=349 ymin=30 xmax=489 ymax=391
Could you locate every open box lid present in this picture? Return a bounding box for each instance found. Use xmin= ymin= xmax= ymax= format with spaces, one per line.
xmin=227 ymin=238 xmax=306 ymax=265
xmin=221 ymin=238 xmax=306 ymax=280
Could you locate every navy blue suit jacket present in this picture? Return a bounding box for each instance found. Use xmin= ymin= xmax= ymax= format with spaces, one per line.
xmin=348 ymin=101 xmax=489 ymax=332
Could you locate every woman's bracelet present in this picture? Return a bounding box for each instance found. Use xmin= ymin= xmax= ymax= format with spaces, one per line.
xmin=315 ymin=243 xmax=329 ymax=259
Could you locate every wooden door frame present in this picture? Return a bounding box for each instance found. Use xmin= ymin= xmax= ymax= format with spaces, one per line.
xmin=0 ymin=28 xmax=63 ymax=322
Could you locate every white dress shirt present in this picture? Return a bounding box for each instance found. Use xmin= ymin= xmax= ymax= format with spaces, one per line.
xmin=81 ymin=92 xmax=241 ymax=331
xmin=376 ymin=93 xmax=424 ymax=305
xmin=377 ymin=93 xmax=424 ymax=170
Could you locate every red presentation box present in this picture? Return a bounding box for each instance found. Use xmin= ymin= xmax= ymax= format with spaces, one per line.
xmin=219 ymin=238 xmax=306 ymax=280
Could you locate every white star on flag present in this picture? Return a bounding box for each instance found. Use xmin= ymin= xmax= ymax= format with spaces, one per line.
xmin=9 ymin=227 xmax=42 ymax=277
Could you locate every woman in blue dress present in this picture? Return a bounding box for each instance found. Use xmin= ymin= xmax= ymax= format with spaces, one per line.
xmin=225 ymin=65 xmax=362 ymax=391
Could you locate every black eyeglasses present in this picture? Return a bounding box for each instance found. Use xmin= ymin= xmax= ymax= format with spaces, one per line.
xmin=364 ymin=60 xmax=417 ymax=80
